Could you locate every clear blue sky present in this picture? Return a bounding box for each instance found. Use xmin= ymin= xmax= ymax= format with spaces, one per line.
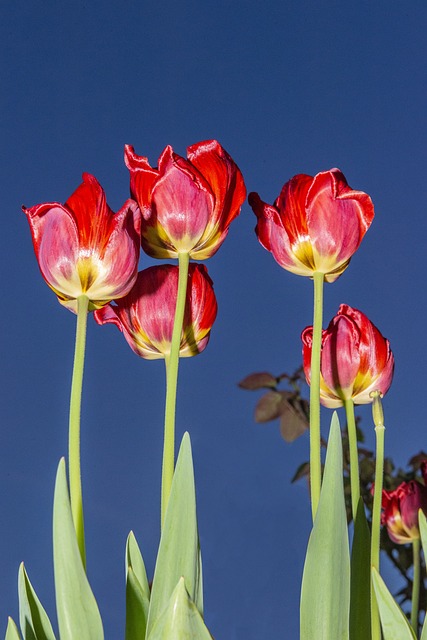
xmin=2 ymin=1 xmax=427 ymax=637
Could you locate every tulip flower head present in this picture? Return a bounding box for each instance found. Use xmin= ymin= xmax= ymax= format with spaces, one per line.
xmin=23 ymin=173 xmax=141 ymax=313
xmin=380 ymin=463 xmax=427 ymax=544
xmin=302 ymin=304 xmax=394 ymax=408
xmin=124 ymin=140 xmax=246 ymax=259
xmin=94 ymin=264 xmax=218 ymax=359
xmin=249 ymin=169 xmax=374 ymax=282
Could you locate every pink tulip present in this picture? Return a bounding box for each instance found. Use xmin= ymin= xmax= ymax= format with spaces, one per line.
xmin=381 ymin=464 xmax=427 ymax=544
xmin=249 ymin=169 xmax=374 ymax=282
xmin=23 ymin=173 xmax=141 ymax=312
xmin=124 ymin=140 xmax=246 ymax=259
xmin=302 ymin=304 xmax=394 ymax=408
xmin=94 ymin=264 xmax=218 ymax=359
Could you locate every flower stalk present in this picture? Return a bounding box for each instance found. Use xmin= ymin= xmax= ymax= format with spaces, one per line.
xmin=370 ymin=391 xmax=385 ymax=640
xmin=161 ymin=252 xmax=190 ymax=527
xmin=411 ymin=536 xmax=420 ymax=634
xmin=309 ymin=271 xmax=324 ymax=520
xmin=68 ymin=294 xmax=89 ymax=568
xmin=344 ymin=397 xmax=360 ymax=520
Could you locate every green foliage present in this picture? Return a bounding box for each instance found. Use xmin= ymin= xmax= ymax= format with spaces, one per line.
xmin=125 ymin=533 xmax=150 ymax=640
xmin=147 ymin=579 xmax=212 ymax=640
xmin=372 ymin=569 xmax=416 ymax=639
xmin=350 ymin=499 xmax=371 ymax=640
xmin=6 ymin=433 xmax=212 ymax=640
xmin=146 ymin=433 xmax=203 ymax=637
xmin=18 ymin=564 xmax=56 ymax=640
xmin=300 ymin=413 xmax=350 ymax=640
xmin=53 ymin=459 xmax=104 ymax=640
xmin=5 ymin=618 xmax=21 ymax=640
xmin=418 ymin=511 xmax=427 ymax=639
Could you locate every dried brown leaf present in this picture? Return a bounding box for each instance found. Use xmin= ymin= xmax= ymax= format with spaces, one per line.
xmin=238 ymin=372 xmax=278 ymax=391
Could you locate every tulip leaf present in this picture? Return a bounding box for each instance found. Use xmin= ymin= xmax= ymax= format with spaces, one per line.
xmin=371 ymin=568 xmax=416 ymax=639
xmin=126 ymin=531 xmax=150 ymax=601
xmin=418 ymin=511 xmax=427 ymax=639
xmin=300 ymin=412 xmax=350 ymax=640
xmin=146 ymin=433 xmax=203 ymax=637
xmin=125 ymin=532 xmax=150 ymax=640
xmin=125 ymin=567 xmax=149 ymax=640
xmin=147 ymin=578 xmax=212 ymax=640
xmin=18 ymin=563 xmax=56 ymax=640
xmin=5 ymin=618 xmax=21 ymax=640
xmin=349 ymin=499 xmax=371 ymax=640
xmin=53 ymin=458 xmax=104 ymax=640
xmin=419 ymin=510 xmax=427 ymax=564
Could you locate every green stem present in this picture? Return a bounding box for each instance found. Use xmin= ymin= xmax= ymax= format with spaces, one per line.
xmin=309 ymin=271 xmax=324 ymax=521
xmin=344 ymin=397 xmax=360 ymax=520
xmin=161 ymin=252 xmax=190 ymax=528
xmin=411 ymin=537 xmax=420 ymax=635
xmin=68 ymin=294 xmax=89 ymax=569
xmin=371 ymin=392 xmax=385 ymax=640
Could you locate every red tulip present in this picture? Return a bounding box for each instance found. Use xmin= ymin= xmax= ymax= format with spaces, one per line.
xmin=381 ymin=464 xmax=427 ymax=543
xmin=23 ymin=173 xmax=141 ymax=313
xmin=249 ymin=169 xmax=374 ymax=282
xmin=94 ymin=264 xmax=218 ymax=359
xmin=124 ymin=140 xmax=246 ymax=259
xmin=302 ymin=304 xmax=394 ymax=408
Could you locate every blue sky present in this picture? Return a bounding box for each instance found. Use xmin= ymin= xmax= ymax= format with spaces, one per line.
xmin=2 ymin=1 xmax=427 ymax=637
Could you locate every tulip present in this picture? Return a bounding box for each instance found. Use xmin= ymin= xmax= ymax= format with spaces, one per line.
xmin=302 ymin=304 xmax=394 ymax=408
xmin=94 ymin=263 xmax=218 ymax=359
xmin=249 ymin=168 xmax=374 ymax=282
xmin=380 ymin=466 xmax=427 ymax=631
xmin=124 ymin=140 xmax=246 ymax=259
xmin=23 ymin=173 xmax=141 ymax=312
xmin=381 ymin=464 xmax=427 ymax=544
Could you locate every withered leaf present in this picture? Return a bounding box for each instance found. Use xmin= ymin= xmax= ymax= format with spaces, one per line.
xmin=238 ymin=371 xmax=278 ymax=390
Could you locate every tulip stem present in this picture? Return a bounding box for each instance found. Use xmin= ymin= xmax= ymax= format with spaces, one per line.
xmin=370 ymin=392 xmax=385 ymax=640
xmin=68 ymin=294 xmax=89 ymax=570
xmin=161 ymin=252 xmax=190 ymax=529
xmin=344 ymin=397 xmax=360 ymax=520
xmin=411 ymin=537 xmax=420 ymax=634
xmin=309 ymin=271 xmax=324 ymax=521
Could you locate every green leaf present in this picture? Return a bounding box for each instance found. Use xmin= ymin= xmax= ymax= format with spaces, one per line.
xmin=371 ymin=568 xmax=416 ymax=639
xmin=18 ymin=563 xmax=56 ymax=640
xmin=418 ymin=511 xmax=427 ymax=639
xmin=147 ymin=578 xmax=212 ymax=640
xmin=146 ymin=433 xmax=202 ymax=636
xmin=125 ymin=533 xmax=150 ymax=640
xmin=5 ymin=618 xmax=21 ymax=640
xmin=300 ymin=412 xmax=350 ymax=640
xmin=350 ymin=499 xmax=371 ymax=640
xmin=126 ymin=532 xmax=150 ymax=601
xmin=418 ymin=510 xmax=427 ymax=564
xmin=53 ymin=458 xmax=104 ymax=640
xmin=125 ymin=567 xmax=150 ymax=640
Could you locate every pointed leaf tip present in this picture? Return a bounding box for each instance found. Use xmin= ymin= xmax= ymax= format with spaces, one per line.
xmin=53 ymin=458 xmax=104 ymax=640
xmin=5 ymin=618 xmax=21 ymax=640
xmin=372 ymin=568 xmax=416 ymax=639
xmin=18 ymin=563 xmax=56 ymax=640
xmin=146 ymin=433 xmax=202 ymax=636
xmin=300 ymin=412 xmax=350 ymax=640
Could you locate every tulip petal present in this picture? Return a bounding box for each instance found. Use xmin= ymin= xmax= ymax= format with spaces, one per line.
xmin=152 ymin=146 xmax=214 ymax=252
xmin=124 ymin=145 xmax=159 ymax=219
xmin=187 ymin=139 xmax=246 ymax=230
